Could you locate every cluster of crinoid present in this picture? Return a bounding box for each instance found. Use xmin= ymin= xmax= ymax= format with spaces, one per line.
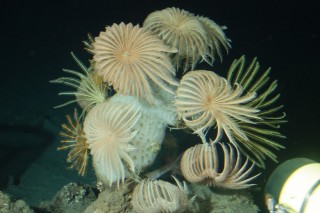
xmin=52 ymin=6 xmax=286 ymax=213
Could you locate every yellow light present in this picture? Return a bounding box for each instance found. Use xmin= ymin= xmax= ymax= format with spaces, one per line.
xmin=279 ymin=163 xmax=320 ymax=212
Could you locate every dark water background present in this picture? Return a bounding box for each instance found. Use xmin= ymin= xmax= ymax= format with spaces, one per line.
xmin=0 ymin=0 xmax=319 ymax=212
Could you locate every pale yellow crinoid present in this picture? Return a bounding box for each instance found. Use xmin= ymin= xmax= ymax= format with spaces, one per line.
xmin=143 ymin=7 xmax=231 ymax=72
xmin=227 ymin=56 xmax=286 ymax=168
xmin=175 ymin=70 xmax=259 ymax=144
xmin=180 ymin=142 xmax=259 ymax=189
xmin=58 ymin=109 xmax=88 ymax=176
xmin=92 ymin=22 xmax=179 ymax=103
xmin=197 ymin=16 xmax=231 ymax=63
xmin=131 ymin=177 xmax=189 ymax=213
xmin=83 ymin=101 xmax=141 ymax=187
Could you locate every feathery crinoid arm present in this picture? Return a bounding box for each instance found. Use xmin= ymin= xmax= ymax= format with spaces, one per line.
xmin=132 ymin=177 xmax=190 ymax=213
xmin=143 ymin=7 xmax=231 ymax=73
xmin=180 ymin=142 xmax=259 ymax=189
xmin=175 ymin=70 xmax=259 ymax=145
xmin=82 ymin=33 xmax=95 ymax=54
xmin=93 ymin=22 xmax=178 ymax=104
xmin=50 ymin=52 xmax=109 ymax=114
xmin=58 ymin=108 xmax=89 ymax=176
xmin=227 ymin=55 xmax=287 ymax=168
xmin=197 ymin=16 xmax=231 ymax=63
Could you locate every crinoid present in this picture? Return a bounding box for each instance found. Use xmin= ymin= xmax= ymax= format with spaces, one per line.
xmin=131 ymin=177 xmax=190 ymax=213
xmin=83 ymin=101 xmax=141 ymax=187
xmin=226 ymin=56 xmax=286 ymax=168
xmin=175 ymin=70 xmax=259 ymax=144
xmin=82 ymin=33 xmax=95 ymax=54
xmin=143 ymin=7 xmax=231 ymax=72
xmin=58 ymin=109 xmax=88 ymax=176
xmin=92 ymin=22 xmax=178 ymax=103
xmin=180 ymin=142 xmax=259 ymax=189
xmin=51 ymin=52 xmax=108 ymax=113
xmin=197 ymin=16 xmax=231 ymax=63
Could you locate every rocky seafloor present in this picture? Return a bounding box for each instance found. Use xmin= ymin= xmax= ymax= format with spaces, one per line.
xmin=1 ymin=182 xmax=259 ymax=213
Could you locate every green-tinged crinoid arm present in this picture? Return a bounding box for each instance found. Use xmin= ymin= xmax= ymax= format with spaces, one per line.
xmin=227 ymin=55 xmax=287 ymax=168
xmin=58 ymin=108 xmax=88 ymax=176
xmin=50 ymin=52 xmax=109 ymax=114
xmin=82 ymin=33 xmax=95 ymax=54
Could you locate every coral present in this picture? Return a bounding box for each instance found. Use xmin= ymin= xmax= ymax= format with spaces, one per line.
xmin=0 ymin=191 xmax=34 ymax=213
xmin=186 ymin=184 xmax=259 ymax=213
xmin=40 ymin=183 xmax=96 ymax=213
xmin=84 ymin=185 xmax=134 ymax=213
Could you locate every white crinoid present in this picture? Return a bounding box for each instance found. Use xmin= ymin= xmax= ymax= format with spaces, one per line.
xmin=92 ymin=22 xmax=178 ymax=103
xmin=143 ymin=7 xmax=231 ymax=72
xmin=197 ymin=16 xmax=231 ymax=62
xmin=132 ymin=177 xmax=190 ymax=213
xmin=175 ymin=70 xmax=259 ymax=145
xmin=180 ymin=142 xmax=259 ymax=189
xmin=83 ymin=100 xmax=141 ymax=187
xmin=106 ymin=94 xmax=177 ymax=174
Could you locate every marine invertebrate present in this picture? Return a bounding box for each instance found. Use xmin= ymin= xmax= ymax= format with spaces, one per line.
xmin=180 ymin=142 xmax=258 ymax=189
xmin=175 ymin=70 xmax=259 ymax=144
xmin=131 ymin=177 xmax=190 ymax=213
xmin=106 ymin=94 xmax=177 ymax=173
xmin=52 ymin=7 xmax=287 ymax=213
xmin=143 ymin=7 xmax=230 ymax=72
xmin=197 ymin=16 xmax=231 ymax=62
xmin=92 ymin=22 xmax=178 ymax=103
xmin=226 ymin=56 xmax=286 ymax=168
xmin=51 ymin=52 xmax=108 ymax=113
xmin=83 ymin=100 xmax=141 ymax=187
xmin=58 ymin=109 xmax=88 ymax=176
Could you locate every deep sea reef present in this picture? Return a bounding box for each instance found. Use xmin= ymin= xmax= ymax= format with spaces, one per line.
xmin=52 ymin=6 xmax=286 ymax=213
